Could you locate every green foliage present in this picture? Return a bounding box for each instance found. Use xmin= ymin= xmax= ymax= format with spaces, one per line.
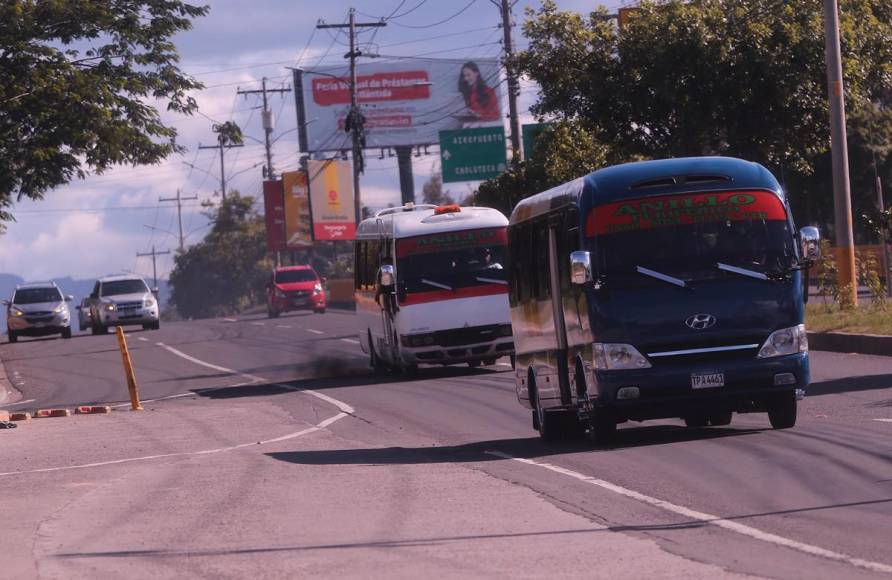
xmin=168 ymin=192 xmax=272 ymax=319
xmin=0 ymin=1 xmax=208 ymax=227
xmin=510 ymin=0 xmax=892 ymax=230
xmin=471 ymin=119 xmax=609 ymax=215
xmin=857 ymin=251 xmax=888 ymax=310
xmin=420 ymin=170 xmax=455 ymax=206
xmin=816 ymin=240 xmax=841 ymax=311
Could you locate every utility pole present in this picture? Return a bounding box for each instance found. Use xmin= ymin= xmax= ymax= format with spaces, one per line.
xmin=199 ymin=134 xmax=244 ymax=200
xmin=823 ymin=0 xmax=858 ymax=306
xmin=494 ymin=0 xmax=522 ymax=161
xmin=136 ymin=246 xmax=171 ymax=290
xmin=237 ymin=78 xmax=292 ymax=180
xmin=317 ymin=9 xmax=386 ymax=226
xmin=159 ymin=189 xmax=199 ymax=252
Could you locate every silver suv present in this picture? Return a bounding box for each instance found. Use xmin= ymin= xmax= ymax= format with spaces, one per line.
xmin=4 ymin=282 xmax=74 ymax=343
xmin=84 ymin=275 xmax=160 ymax=334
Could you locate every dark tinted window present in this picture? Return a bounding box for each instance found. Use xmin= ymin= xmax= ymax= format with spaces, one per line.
xmin=396 ymin=228 xmax=507 ymax=294
xmin=101 ymin=280 xmax=149 ymax=296
xmin=275 ymin=269 xmax=317 ymax=283
xmin=13 ymin=287 xmax=63 ymax=304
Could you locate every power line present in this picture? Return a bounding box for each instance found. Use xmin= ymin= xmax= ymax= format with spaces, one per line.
xmin=387 ymin=0 xmax=478 ymax=29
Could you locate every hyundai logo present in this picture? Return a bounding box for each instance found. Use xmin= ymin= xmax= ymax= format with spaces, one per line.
xmin=685 ymin=314 xmax=717 ymax=330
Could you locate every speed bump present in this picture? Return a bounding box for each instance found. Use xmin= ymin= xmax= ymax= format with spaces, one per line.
xmin=34 ymin=409 xmax=72 ymax=418
xmin=9 ymin=412 xmax=31 ymax=421
xmin=75 ymin=405 xmax=112 ymax=415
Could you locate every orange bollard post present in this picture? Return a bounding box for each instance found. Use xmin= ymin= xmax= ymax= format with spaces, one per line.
xmin=115 ymin=326 xmax=143 ymax=411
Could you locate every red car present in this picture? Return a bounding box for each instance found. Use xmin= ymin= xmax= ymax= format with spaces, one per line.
xmin=266 ymin=266 xmax=326 ymax=317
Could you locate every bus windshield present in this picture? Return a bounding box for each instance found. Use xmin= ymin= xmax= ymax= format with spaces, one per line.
xmin=396 ymin=228 xmax=507 ymax=294
xmin=586 ymin=191 xmax=795 ymax=287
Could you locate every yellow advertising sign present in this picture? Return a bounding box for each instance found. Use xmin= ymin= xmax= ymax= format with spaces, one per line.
xmin=307 ymin=160 xmax=356 ymax=240
xmin=282 ymin=170 xmax=312 ymax=247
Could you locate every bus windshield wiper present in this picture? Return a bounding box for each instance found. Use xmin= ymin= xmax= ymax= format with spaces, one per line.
xmin=421 ymin=278 xmax=453 ymax=291
xmin=475 ymin=276 xmax=508 ymax=286
xmin=716 ymin=262 xmax=770 ymax=281
xmin=635 ymin=266 xmax=687 ymax=288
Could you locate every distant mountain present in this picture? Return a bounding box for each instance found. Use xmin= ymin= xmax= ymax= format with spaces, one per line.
xmin=0 ymin=273 xmax=169 ymax=333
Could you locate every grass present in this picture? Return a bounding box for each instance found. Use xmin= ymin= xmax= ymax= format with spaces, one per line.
xmin=806 ymin=302 xmax=892 ymax=335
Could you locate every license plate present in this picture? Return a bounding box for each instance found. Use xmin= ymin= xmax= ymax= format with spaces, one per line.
xmin=691 ymin=372 xmax=724 ymax=389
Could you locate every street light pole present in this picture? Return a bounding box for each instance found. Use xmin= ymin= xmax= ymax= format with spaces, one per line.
xmin=823 ymin=0 xmax=858 ymax=306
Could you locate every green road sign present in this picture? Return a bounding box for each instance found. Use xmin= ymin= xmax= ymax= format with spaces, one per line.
xmin=439 ymin=126 xmax=507 ymax=183
xmin=522 ymin=122 xmax=552 ymax=158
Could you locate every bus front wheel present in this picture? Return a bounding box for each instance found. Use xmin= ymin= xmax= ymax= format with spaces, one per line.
xmin=767 ymin=393 xmax=797 ymax=429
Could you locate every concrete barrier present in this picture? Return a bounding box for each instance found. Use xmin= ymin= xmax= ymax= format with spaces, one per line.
xmin=808 ymin=332 xmax=892 ymax=357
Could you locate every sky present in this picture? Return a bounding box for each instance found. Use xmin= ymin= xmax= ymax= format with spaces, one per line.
xmin=0 ymin=0 xmax=624 ymax=285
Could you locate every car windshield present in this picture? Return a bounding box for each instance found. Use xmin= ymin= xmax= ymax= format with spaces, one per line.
xmin=396 ymin=228 xmax=507 ymax=293
xmin=101 ymin=279 xmax=149 ymax=296
xmin=588 ymin=190 xmax=795 ymax=288
xmin=275 ymin=269 xmax=317 ymax=283
xmin=13 ymin=287 xmax=63 ymax=304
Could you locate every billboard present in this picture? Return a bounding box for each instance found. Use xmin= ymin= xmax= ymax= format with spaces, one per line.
xmin=281 ymin=170 xmax=313 ymax=248
xmin=307 ymin=159 xmax=356 ymax=240
xmin=296 ymin=59 xmax=503 ymax=152
xmin=262 ymin=180 xmax=287 ymax=251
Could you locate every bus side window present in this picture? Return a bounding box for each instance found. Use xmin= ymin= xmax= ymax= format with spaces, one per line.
xmin=516 ymin=225 xmax=532 ymax=303
xmin=533 ymin=221 xmax=551 ymax=300
xmin=354 ymin=241 xmax=365 ymax=290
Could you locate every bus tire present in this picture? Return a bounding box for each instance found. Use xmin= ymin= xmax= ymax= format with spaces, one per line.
xmin=683 ymin=414 xmax=709 ymax=428
xmin=368 ymin=333 xmax=386 ymax=374
xmin=708 ymin=410 xmax=733 ymax=426
xmin=591 ymin=410 xmax=617 ymax=443
xmin=530 ymin=373 xmax=565 ymax=442
xmin=767 ymin=392 xmax=797 ymax=429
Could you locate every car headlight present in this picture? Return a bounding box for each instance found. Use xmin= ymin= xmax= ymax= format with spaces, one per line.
xmin=104 ymin=302 xmax=116 ymax=311
xmin=144 ymin=297 xmax=156 ymax=308
xmin=593 ymin=343 xmax=652 ymax=370
xmin=313 ymin=283 xmax=323 ymax=294
xmin=11 ymin=308 xmax=25 ymax=317
xmin=757 ymin=324 xmax=808 ymax=358
xmin=53 ymin=304 xmax=66 ymax=314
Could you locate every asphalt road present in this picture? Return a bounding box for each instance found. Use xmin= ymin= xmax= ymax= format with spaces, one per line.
xmin=1 ymin=311 xmax=890 ymax=579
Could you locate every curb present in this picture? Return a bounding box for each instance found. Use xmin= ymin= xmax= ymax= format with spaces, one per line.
xmin=75 ymin=405 xmax=112 ymax=415
xmin=0 ymin=349 xmax=16 ymax=406
xmin=808 ymin=331 xmax=892 ymax=357
xmin=34 ymin=409 xmax=72 ymax=418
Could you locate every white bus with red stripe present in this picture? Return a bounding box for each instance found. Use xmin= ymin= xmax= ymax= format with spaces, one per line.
xmin=354 ymin=203 xmax=514 ymax=373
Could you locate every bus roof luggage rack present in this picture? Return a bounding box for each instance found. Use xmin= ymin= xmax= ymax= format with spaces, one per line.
xmin=374 ymin=203 xmax=437 ymax=218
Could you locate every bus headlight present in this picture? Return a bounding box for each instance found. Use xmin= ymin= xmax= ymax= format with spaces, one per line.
xmin=758 ymin=324 xmax=807 ymax=358
xmin=593 ymin=343 xmax=651 ymax=370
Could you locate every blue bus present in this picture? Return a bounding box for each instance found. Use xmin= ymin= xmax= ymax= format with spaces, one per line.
xmin=507 ymin=157 xmax=821 ymax=442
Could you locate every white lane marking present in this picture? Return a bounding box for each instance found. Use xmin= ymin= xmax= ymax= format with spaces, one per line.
xmin=0 ymin=398 xmax=36 ymax=409
xmin=250 ymin=322 xmax=265 ymax=327
xmin=340 ymin=338 xmax=360 ymax=345
xmin=276 ymin=325 xmax=292 ymax=329
xmin=873 ymin=418 xmax=892 ymax=423
xmin=496 ymin=363 xmax=513 ymax=368
xmin=0 ymin=423 xmax=324 ymax=477
xmin=486 ymin=451 xmax=892 ymax=575
xmin=223 ymin=318 xmax=238 ymax=322
xmin=137 ymin=337 xmax=149 ymax=342
xmin=306 ymin=329 xmax=324 ymax=335
xmin=156 ymin=342 xmax=353 ymax=415
xmin=0 ymin=350 xmax=356 ymax=477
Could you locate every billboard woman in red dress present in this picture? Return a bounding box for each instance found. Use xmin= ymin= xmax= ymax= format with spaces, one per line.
xmin=458 ymin=61 xmax=500 ymax=122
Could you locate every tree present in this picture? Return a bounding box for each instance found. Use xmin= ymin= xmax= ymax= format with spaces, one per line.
xmin=0 ymin=1 xmax=208 ymax=227
xmin=168 ymin=192 xmax=272 ymax=319
xmin=471 ymin=119 xmax=610 ymax=216
xmin=420 ymin=170 xmax=455 ymax=206
xmin=514 ymin=0 xmax=892 ymax=228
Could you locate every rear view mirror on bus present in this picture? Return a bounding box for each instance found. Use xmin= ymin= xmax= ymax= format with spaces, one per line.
xmin=570 ymin=251 xmax=593 ymax=285
xmin=378 ymin=265 xmax=396 ymax=288
xmin=799 ymin=226 xmax=821 ymax=266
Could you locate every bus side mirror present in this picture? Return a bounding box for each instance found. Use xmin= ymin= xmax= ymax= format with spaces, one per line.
xmin=570 ymin=251 xmax=592 ymax=285
xmin=799 ymin=226 xmax=821 ymax=266
xmin=378 ymin=265 xmax=395 ymax=289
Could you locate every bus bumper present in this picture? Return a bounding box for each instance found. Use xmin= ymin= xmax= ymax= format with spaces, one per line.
xmin=590 ymin=352 xmax=809 ymax=421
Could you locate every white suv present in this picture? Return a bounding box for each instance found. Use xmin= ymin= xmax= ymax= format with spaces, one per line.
xmin=4 ymin=282 xmax=74 ymax=342
xmin=85 ymin=275 xmax=160 ymax=334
